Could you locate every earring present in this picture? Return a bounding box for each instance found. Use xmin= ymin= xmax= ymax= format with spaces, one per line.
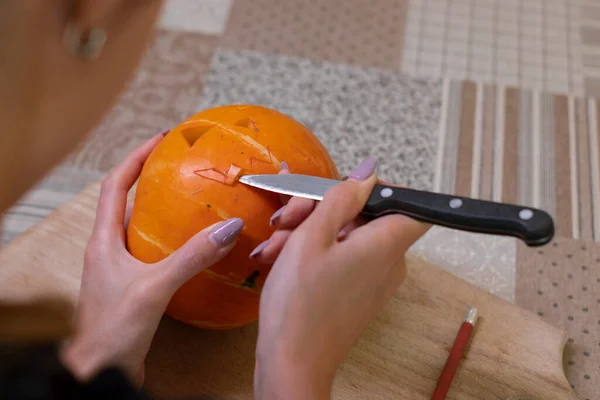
xmin=63 ymin=23 xmax=106 ymax=60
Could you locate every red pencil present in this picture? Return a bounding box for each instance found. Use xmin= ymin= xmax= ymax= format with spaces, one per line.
xmin=431 ymin=307 xmax=478 ymax=400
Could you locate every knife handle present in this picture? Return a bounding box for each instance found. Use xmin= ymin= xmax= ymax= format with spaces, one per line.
xmin=361 ymin=184 xmax=555 ymax=247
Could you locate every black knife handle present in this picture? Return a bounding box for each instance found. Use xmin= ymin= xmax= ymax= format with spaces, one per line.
xmin=361 ymin=184 xmax=555 ymax=247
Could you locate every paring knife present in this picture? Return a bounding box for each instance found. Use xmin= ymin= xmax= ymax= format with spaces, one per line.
xmin=238 ymin=174 xmax=555 ymax=247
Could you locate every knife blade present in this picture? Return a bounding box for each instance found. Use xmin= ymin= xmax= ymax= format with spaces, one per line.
xmin=239 ymin=174 xmax=555 ymax=247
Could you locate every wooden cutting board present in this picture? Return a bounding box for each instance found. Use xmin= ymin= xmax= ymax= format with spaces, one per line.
xmin=0 ymin=181 xmax=576 ymax=399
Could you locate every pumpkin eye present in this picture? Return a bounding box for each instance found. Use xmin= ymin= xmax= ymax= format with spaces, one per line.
xmin=180 ymin=123 xmax=215 ymax=147
xmin=234 ymin=117 xmax=259 ymax=133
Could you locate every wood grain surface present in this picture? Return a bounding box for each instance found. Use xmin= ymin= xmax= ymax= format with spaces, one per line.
xmin=0 ymin=181 xmax=577 ymax=399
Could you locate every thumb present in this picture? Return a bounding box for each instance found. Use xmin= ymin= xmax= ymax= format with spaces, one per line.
xmin=306 ymin=157 xmax=378 ymax=242
xmin=161 ymin=218 xmax=244 ymax=290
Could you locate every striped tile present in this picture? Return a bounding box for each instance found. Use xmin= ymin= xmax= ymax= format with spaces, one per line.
xmin=503 ymin=87 xmax=519 ymax=204
xmin=480 ymin=84 xmax=496 ymax=201
xmin=435 ymin=80 xmax=600 ymax=241
xmin=455 ymin=81 xmax=476 ymax=198
xmin=434 ymin=79 xmax=461 ymax=194
xmin=577 ymin=98 xmax=594 ymax=240
xmin=590 ymin=100 xmax=600 ymax=238
xmin=553 ymin=95 xmax=572 ymax=236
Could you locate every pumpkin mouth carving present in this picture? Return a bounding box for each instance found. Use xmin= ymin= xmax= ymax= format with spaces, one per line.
xmin=193 ymin=164 xmax=243 ymax=186
xmin=180 ymin=122 xmax=216 ymax=147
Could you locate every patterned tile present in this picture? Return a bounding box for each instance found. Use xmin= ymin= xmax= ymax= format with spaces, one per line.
xmin=197 ymin=49 xmax=442 ymax=189
xmin=1 ymin=167 xmax=103 ymax=245
xmin=409 ymin=226 xmax=516 ymax=301
xmin=157 ymin=0 xmax=233 ymax=35
xmin=516 ymin=237 xmax=600 ymax=400
xmin=66 ymin=30 xmax=218 ymax=172
xmin=402 ymin=0 xmax=584 ymax=95
xmin=221 ymin=0 xmax=408 ymax=70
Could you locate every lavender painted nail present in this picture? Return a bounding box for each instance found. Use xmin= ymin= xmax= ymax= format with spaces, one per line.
xmin=348 ymin=157 xmax=377 ymax=181
xmin=279 ymin=161 xmax=290 ymax=171
xmin=270 ymin=205 xmax=287 ymax=226
xmin=249 ymin=239 xmax=270 ymax=258
xmin=209 ymin=218 xmax=244 ymax=247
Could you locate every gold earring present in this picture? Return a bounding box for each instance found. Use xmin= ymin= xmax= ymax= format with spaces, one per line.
xmin=63 ymin=23 xmax=106 ymax=60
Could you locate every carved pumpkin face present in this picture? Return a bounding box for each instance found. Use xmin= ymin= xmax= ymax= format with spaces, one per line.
xmin=126 ymin=105 xmax=339 ymax=329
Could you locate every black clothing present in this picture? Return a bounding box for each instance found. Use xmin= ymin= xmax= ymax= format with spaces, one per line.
xmin=1 ymin=342 xmax=148 ymax=400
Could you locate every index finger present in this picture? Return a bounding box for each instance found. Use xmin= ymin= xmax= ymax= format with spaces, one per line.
xmin=301 ymin=158 xmax=378 ymax=244
xmin=92 ymin=131 xmax=167 ymax=241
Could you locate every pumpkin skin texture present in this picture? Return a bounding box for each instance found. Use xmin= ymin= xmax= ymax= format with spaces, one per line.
xmin=126 ymin=105 xmax=339 ymax=329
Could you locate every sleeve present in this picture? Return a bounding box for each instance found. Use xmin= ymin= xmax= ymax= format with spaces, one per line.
xmin=0 ymin=341 xmax=151 ymax=400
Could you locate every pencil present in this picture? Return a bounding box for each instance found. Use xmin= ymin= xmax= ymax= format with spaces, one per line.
xmin=431 ymin=307 xmax=478 ymax=400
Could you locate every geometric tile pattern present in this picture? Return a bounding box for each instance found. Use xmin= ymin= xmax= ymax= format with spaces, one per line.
xmin=402 ymin=0 xmax=584 ymax=95
xmin=410 ymin=226 xmax=516 ymax=301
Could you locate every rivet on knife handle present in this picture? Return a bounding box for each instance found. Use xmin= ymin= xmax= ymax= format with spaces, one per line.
xmin=362 ymin=184 xmax=555 ymax=247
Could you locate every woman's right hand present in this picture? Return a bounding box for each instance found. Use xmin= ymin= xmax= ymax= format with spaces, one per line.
xmin=251 ymin=158 xmax=430 ymax=399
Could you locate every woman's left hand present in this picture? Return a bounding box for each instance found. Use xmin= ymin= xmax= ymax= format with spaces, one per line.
xmin=60 ymin=132 xmax=244 ymax=387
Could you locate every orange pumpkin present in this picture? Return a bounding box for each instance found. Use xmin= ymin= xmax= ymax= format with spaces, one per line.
xmin=126 ymin=105 xmax=339 ymax=329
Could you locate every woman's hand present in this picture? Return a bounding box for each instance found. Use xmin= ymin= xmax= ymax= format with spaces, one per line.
xmin=60 ymin=132 xmax=244 ymax=386
xmin=252 ymin=158 xmax=430 ymax=399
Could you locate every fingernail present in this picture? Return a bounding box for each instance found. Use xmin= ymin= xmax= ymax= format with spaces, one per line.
xmin=279 ymin=161 xmax=289 ymax=171
xmin=249 ymin=239 xmax=270 ymax=258
xmin=348 ymin=157 xmax=377 ymax=181
xmin=269 ymin=206 xmax=286 ymax=226
xmin=159 ymin=130 xmax=169 ymax=137
xmin=209 ymin=218 xmax=244 ymax=247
